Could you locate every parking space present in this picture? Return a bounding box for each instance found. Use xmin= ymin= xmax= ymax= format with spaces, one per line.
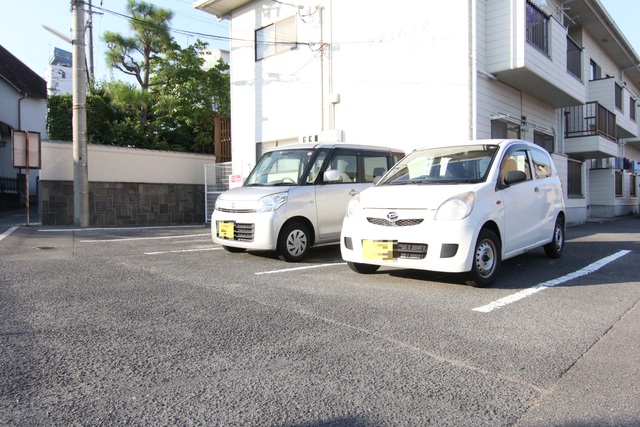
xmin=1 ymin=219 xmax=639 ymax=425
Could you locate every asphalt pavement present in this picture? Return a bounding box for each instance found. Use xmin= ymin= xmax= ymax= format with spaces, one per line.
xmin=0 ymin=206 xmax=40 ymax=230
xmin=1 ymin=210 xmax=639 ymax=426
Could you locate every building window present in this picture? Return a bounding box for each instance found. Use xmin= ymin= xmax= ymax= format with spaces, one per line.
xmin=526 ymin=1 xmax=549 ymax=54
xmin=567 ymin=36 xmax=581 ymax=79
xmin=567 ymin=159 xmax=583 ymax=197
xmin=590 ymin=59 xmax=602 ymax=80
xmin=491 ymin=119 xmax=520 ymax=139
xmin=255 ymin=16 xmax=297 ymax=61
xmin=630 ymin=97 xmax=636 ymax=121
xmin=631 ymin=174 xmax=637 ymax=197
xmin=615 ymin=170 xmax=623 ymax=196
xmin=534 ymin=130 xmax=554 ymax=153
xmin=615 ymin=83 xmax=623 ymax=111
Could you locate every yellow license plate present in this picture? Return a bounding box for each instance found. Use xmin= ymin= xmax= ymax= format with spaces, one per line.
xmin=362 ymin=240 xmax=396 ymax=261
xmin=218 ymin=221 xmax=235 ymax=239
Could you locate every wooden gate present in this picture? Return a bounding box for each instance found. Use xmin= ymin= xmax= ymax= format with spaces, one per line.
xmin=214 ymin=116 xmax=231 ymax=163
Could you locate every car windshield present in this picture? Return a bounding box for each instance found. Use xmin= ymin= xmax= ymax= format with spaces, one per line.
xmin=245 ymin=149 xmax=316 ymax=186
xmin=378 ymin=144 xmax=499 ymax=185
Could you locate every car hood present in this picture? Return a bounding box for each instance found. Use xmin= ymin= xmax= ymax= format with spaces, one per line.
xmin=218 ymin=186 xmax=290 ymax=202
xmin=358 ymin=183 xmax=481 ymax=210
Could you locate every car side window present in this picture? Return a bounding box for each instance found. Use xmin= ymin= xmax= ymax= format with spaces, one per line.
xmin=531 ymin=148 xmax=553 ymax=179
xmin=363 ymin=155 xmax=390 ymax=182
xmin=499 ymin=150 xmax=531 ymax=185
xmin=327 ymin=153 xmax=358 ymax=183
xmin=307 ymin=151 xmax=327 ymax=184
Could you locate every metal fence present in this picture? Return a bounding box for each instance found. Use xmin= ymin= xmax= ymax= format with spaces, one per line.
xmin=0 ymin=176 xmax=18 ymax=193
xmin=204 ymin=162 xmax=233 ymax=223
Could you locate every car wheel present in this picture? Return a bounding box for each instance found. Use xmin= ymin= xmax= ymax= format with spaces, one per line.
xmin=544 ymin=216 xmax=565 ymax=259
xmin=222 ymin=245 xmax=246 ymax=253
xmin=465 ymin=228 xmax=501 ymax=288
xmin=277 ymin=222 xmax=310 ymax=262
xmin=347 ymin=261 xmax=380 ymax=274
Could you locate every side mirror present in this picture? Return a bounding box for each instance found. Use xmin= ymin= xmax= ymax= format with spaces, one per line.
xmin=504 ymin=170 xmax=527 ymax=186
xmin=324 ymin=169 xmax=341 ymax=182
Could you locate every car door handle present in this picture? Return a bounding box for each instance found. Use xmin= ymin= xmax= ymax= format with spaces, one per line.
xmin=349 ymin=189 xmax=359 ymax=196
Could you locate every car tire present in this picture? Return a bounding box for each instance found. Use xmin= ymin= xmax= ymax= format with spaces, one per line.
xmin=465 ymin=228 xmax=501 ymax=288
xmin=277 ymin=222 xmax=310 ymax=262
xmin=222 ymin=245 xmax=246 ymax=253
xmin=347 ymin=261 xmax=380 ymax=274
xmin=543 ymin=216 xmax=565 ymax=259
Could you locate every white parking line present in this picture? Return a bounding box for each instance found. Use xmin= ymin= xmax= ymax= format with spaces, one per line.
xmin=80 ymin=233 xmax=209 ymax=243
xmin=255 ymin=263 xmax=346 ymax=275
xmin=472 ymin=250 xmax=631 ymax=313
xmin=0 ymin=226 xmax=19 ymax=242
xmin=145 ymin=248 xmax=222 ymax=255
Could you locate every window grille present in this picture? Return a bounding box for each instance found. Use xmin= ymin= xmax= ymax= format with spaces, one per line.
xmin=526 ymin=1 xmax=549 ymax=54
xmin=566 ymin=36 xmax=581 ymax=79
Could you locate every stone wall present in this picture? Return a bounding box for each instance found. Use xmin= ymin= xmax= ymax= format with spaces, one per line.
xmin=40 ymin=181 xmax=206 ymax=226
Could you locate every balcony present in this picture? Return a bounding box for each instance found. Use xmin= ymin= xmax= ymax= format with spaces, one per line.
xmin=485 ymin=0 xmax=585 ymax=107
xmin=564 ymin=102 xmax=619 ymax=159
xmin=588 ymin=78 xmax=638 ymax=140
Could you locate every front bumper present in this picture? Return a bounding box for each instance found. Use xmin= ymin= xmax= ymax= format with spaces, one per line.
xmin=340 ymin=209 xmax=480 ymax=273
xmin=211 ymin=209 xmax=283 ymax=251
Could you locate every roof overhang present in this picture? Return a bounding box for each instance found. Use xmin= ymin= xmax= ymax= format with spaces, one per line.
xmin=192 ymin=0 xmax=253 ymax=19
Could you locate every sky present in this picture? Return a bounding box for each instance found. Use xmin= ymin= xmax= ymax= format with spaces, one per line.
xmin=0 ymin=0 xmax=230 ymax=83
xmin=0 ymin=0 xmax=638 ymax=83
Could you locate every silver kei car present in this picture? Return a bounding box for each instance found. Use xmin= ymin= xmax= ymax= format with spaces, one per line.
xmin=212 ymin=143 xmax=404 ymax=262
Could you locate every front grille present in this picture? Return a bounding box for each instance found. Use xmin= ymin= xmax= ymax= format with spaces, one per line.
xmin=367 ymin=217 xmax=424 ymax=227
xmin=396 ymin=242 xmax=428 ymax=259
xmin=219 ymin=222 xmax=254 ymax=242
xmin=217 ymin=207 xmax=256 ymax=214
xmin=233 ymin=223 xmax=254 ymax=241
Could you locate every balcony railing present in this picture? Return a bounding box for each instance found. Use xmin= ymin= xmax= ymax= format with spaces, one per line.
xmin=565 ymin=102 xmax=617 ymax=141
xmin=526 ymin=0 xmax=549 ymax=54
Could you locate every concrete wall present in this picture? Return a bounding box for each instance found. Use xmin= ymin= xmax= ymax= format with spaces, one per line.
xmin=39 ymin=141 xmax=216 ymax=226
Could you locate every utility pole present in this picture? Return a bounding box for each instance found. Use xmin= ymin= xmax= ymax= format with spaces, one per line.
xmin=72 ymin=0 xmax=89 ymax=227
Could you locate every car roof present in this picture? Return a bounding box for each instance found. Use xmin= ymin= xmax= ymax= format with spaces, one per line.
xmin=410 ymin=139 xmax=539 ymax=152
xmin=265 ymin=142 xmax=402 ymax=153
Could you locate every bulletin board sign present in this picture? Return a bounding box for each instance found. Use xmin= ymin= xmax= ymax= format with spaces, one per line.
xmin=12 ymin=130 xmax=41 ymax=169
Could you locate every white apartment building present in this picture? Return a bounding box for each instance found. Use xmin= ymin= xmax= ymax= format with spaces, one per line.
xmin=194 ymin=0 xmax=640 ymax=223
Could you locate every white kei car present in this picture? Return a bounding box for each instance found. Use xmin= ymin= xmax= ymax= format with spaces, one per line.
xmin=340 ymin=139 xmax=566 ymax=287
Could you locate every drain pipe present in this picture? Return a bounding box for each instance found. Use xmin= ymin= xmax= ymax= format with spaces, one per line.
xmin=18 ymin=92 xmax=27 ymax=130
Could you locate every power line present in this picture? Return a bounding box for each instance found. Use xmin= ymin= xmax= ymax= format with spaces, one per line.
xmin=86 ymin=1 xmax=233 ymax=44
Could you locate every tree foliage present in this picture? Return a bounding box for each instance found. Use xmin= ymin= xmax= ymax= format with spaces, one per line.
xmin=47 ymin=93 xmax=116 ymax=144
xmin=48 ymin=0 xmax=230 ymax=154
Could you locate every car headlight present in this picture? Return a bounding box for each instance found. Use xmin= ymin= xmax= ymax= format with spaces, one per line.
xmin=345 ymin=194 xmax=362 ymax=217
xmin=256 ymin=192 xmax=288 ymax=212
xmin=435 ymin=192 xmax=475 ymax=220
